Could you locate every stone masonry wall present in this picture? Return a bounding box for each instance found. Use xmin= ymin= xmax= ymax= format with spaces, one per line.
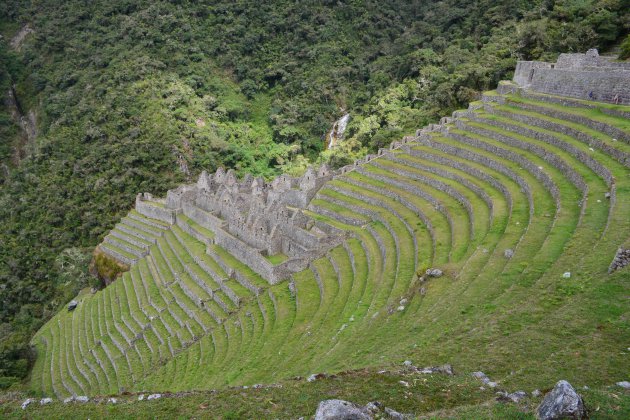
xmin=530 ymin=69 xmax=630 ymax=104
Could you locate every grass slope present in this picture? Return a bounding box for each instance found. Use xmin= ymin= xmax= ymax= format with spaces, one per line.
xmin=25 ymin=89 xmax=630 ymax=418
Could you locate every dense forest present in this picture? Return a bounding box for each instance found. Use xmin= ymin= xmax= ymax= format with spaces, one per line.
xmin=0 ymin=0 xmax=628 ymax=388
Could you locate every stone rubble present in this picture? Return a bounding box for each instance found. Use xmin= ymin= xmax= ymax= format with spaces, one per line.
xmin=472 ymin=371 xmax=497 ymax=388
xmin=608 ymin=248 xmax=630 ymax=273
xmin=425 ymin=268 xmax=443 ymax=278
xmin=616 ymin=381 xmax=630 ymax=389
xmin=21 ymin=398 xmax=35 ymax=410
xmin=496 ymin=390 xmax=527 ymax=403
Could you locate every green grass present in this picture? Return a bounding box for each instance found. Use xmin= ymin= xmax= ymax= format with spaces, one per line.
xmin=7 ymin=368 xmax=630 ymax=418
xmin=178 ymin=214 xmax=216 ymax=240
xmin=26 ymin=90 xmax=630 ymax=420
xmin=506 ymin=94 xmax=630 ymax=134
xmin=265 ymin=253 xmax=288 ymax=265
xmin=523 ymin=89 xmax=630 ymax=113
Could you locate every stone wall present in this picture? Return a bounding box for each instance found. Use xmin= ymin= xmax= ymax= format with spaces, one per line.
xmin=512 ymin=49 xmax=630 ymax=105
xmin=136 ymin=194 xmax=177 ymax=225
xmin=529 ymin=69 xmax=630 ymax=104
xmin=513 ymin=61 xmax=553 ymax=87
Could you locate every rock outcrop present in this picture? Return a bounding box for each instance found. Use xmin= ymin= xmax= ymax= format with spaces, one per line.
xmin=537 ymin=380 xmax=585 ymax=420
xmin=314 ymin=399 xmax=405 ymax=420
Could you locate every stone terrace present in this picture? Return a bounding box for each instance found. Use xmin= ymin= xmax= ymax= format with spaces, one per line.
xmin=30 ymin=51 xmax=630 ymax=397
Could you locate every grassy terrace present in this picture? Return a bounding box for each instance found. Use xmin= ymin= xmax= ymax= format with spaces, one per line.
xmin=28 ymin=89 xmax=630 ymax=420
xmin=505 ymin=94 xmax=630 ymax=134
xmin=178 ymin=214 xmax=215 ymax=240
xmin=492 ymin=104 xmax=630 ymax=158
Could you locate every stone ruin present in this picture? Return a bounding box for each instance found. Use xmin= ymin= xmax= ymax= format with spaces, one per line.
xmin=512 ymin=48 xmax=630 ymax=104
xmin=132 ymin=164 xmax=343 ymax=284
xmin=101 ymin=49 xmax=630 ymax=285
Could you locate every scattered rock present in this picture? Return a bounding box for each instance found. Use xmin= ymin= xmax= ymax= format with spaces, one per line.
xmin=417 ymin=364 xmax=454 ymax=375
xmin=68 ymin=300 xmax=78 ymax=311
xmin=403 ymin=360 xmax=413 ymax=367
xmin=399 ymin=298 xmax=408 ymax=305
xmin=532 ymin=389 xmax=542 ymax=397
xmin=472 ymin=371 xmax=497 ymax=388
xmin=75 ymin=396 xmax=89 ymax=403
xmin=307 ymin=373 xmax=327 ymax=382
xmin=384 ymin=407 xmax=405 ymax=420
xmin=426 ymin=268 xmax=443 ymax=278
xmin=314 ymin=399 xmax=371 ymax=420
xmin=497 ymin=391 xmax=527 ymax=403
xmin=40 ymin=397 xmax=53 ymax=405
xmin=616 ymin=381 xmax=630 ymax=389
xmin=397 ymin=306 xmax=405 ymax=312
xmin=63 ymin=397 xmax=74 ymax=404
xmin=605 ymin=192 xmax=611 ymax=199
xmin=147 ymin=393 xmax=161 ymax=400
xmin=108 ymin=397 xmax=118 ymax=404
xmin=21 ymin=398 xmax=35 ymax=410
xmin=537 ymin=380 xmax=585 ymax=420
xmin=419 ymin=287 xmax=426 ymax=296
xmin=138 ymin=394 xmax=145 ymax=401
xmin=399 ymin=380 xmax=410 ymax=387
xmin=562 ymin=272 xmax=571 ymax=278
xmin=504 ymin=249 xmax=514 ymax=259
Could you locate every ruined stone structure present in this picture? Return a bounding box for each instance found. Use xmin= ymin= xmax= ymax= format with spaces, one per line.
xmin=98 ymin=50 xmax=629 ymax=289
xmin=513 ymin=49 xmax=630 ymax=104
xmin=102 ymin=164 xmax=341 ymax=284
xmin=38 ymin=49 xmax=629 ymax=399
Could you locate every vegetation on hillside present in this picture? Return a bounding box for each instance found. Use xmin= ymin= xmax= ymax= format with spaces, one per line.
xmin=0 ymin=0 xmax=628 ymax=389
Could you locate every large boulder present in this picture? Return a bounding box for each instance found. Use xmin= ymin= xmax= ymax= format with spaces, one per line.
xmin=314 ymin=399 xmax=407 ymax=420
xmin=314 ymin=399 xmax=372 ymax=420
xmin=537 ymin=380 xmax=585 ymax=420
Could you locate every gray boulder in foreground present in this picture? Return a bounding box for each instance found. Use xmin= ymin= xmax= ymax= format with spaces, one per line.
xmin=315 ymin=399 xmax=407 ymax=419
xmin=537 ymin=380 xmax=585 ymax=420
xmin=315 ymin=400 xmax=371 ymax=420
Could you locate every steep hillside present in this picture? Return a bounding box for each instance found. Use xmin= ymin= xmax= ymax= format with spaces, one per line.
xmin=29 ymin=54 xmax=630 ymax=410
xmin=1 ymin=0 xmax=629 ymax=393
